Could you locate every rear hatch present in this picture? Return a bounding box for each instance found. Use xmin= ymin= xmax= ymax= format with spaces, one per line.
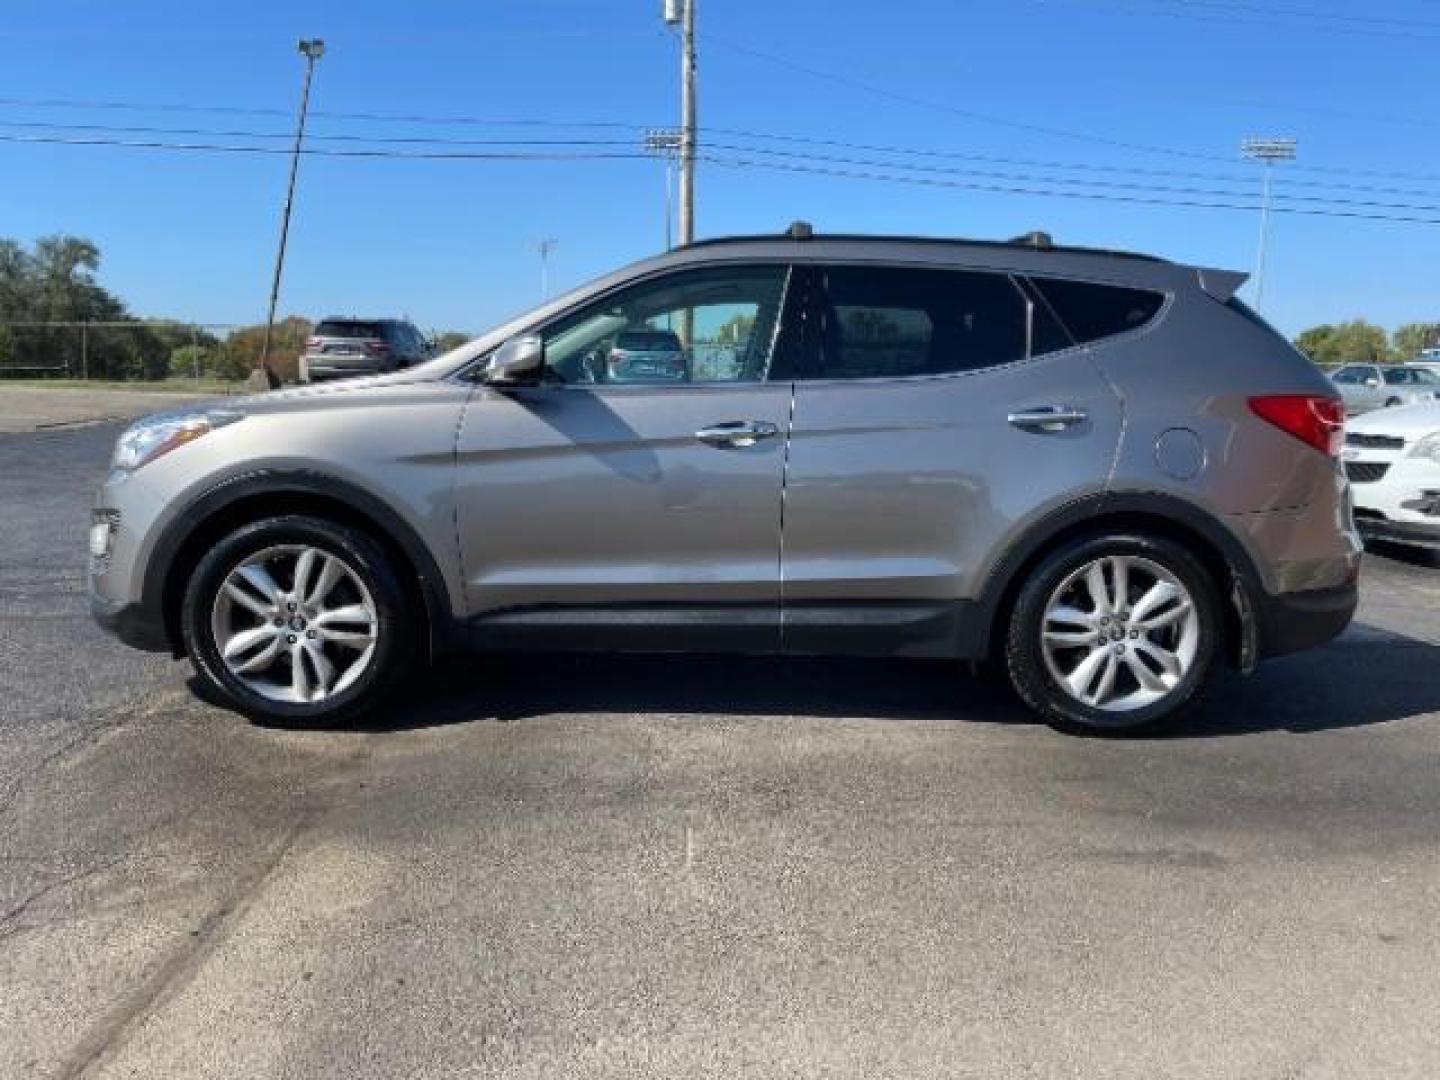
xmin=306 ymin=320 xmax=390 ymax=371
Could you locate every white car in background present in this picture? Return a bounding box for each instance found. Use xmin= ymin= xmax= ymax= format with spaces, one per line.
xmin=1329 ymin=363 xmax=1440 ymax=414
xmin=1344 ymin=403 xmax=1440 ymax=553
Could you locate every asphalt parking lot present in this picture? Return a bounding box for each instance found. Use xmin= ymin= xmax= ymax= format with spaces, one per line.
xmin=3 ymin=417 xmax=1440 ymax=1079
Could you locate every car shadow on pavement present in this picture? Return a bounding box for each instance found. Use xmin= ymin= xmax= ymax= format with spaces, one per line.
xmin=317 ymin=620 xmax=1440 ymax=739
xmin=1362 ymin=539 xmax=1439 ymax=570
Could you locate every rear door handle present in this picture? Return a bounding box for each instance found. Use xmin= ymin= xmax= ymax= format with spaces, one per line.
xmin=1007 ymin=405 xmax=1089 ymax=433
xmin=695 ymin=420 xmax=780 ymax=448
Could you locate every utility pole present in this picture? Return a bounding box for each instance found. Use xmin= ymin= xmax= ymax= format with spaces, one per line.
xmin=260 ymin=38 xmax=325 ymax=374
xmin=536 ymin=238 xmax=558 ymax=299
xmin=664 ymin=0 xmax=697 ymax=246
xmin=1241 ymin=136 xmax=1296 ymax=315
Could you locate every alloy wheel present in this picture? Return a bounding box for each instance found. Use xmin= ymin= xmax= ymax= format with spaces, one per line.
xmin=1039 ymin=554 xmax=1200 ymax=713
xmin=210 ymin=544 xmax=379 ymax=705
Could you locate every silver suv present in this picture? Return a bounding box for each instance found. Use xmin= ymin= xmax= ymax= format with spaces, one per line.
xmin=90 ymin=227 xmax=1360 ymax=734
xmin=299 ymin=317 xmax=434 ymax=383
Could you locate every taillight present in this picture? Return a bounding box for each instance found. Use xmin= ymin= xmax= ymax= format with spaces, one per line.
xmin=1248 ymin=394 xmax=1345 ymax=458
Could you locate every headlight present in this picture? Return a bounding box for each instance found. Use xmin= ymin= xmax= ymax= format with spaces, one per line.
xmin=1409 ymin=431 xmax=1440 ymax=464
xmin=111 ymin=409 xmax=244 ymax=473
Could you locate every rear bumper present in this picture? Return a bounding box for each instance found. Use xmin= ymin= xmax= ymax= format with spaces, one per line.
xmin=90 ymin=592 xmax=171 ymax=653
xmin=1253 ymin=580 xmax=1358 ymax=659
xmin=300 ymin=356 xmax=394 ymax=382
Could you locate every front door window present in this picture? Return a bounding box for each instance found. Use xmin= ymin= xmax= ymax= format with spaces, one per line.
xmin=542 ymin=266 xmax=789 ymax=385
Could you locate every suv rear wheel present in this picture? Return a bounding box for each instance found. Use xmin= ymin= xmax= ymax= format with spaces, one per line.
xmin=181 ymin=515 xmax=413 ymax=726
xmin=1005 ymin=534 xmax=1219 ymax=734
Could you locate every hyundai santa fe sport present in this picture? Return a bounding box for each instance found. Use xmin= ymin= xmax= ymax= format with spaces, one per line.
xmin=89 ymin=226 xmax=1361 ymax=734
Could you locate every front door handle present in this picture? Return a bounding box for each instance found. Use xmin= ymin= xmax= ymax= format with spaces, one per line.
xmin=1007 ymin=405 xmax=1089 ymax=433
xmin=695 ymin=420 xmax=780 ymax=448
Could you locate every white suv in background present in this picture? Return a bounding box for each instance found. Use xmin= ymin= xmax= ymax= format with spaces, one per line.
xmin=1344 ymin=402 xmax=1440 ymax=552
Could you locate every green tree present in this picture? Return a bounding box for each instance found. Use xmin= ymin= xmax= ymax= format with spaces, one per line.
xmin=0 ymin=240 xmax=35 ymax=322
xmin=434 ymin=330 xmax=471 ymax=352
xmin=1392 ymin=322 xmax=1440 ymax=360
xmin=219 ymin=316 xmax=313 ymax=383
xmin=714 ymin=313 xmax=755 ymax=346
xmin=168 ymin=344 xmax=214 ymax=378
xmin=0 ymin=234 xmax=136 ymax=376
xmin=1293 ymin=319 xmax=1389 ymax=365
xmin=1294 ymin=324 xmax=1336 ymax=362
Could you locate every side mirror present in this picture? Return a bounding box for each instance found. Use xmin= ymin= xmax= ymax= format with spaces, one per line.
xmin=482 ymin=334 xmax=544 ymax=384
xmin=1365 ymin=377 xmax=1381 ymax=388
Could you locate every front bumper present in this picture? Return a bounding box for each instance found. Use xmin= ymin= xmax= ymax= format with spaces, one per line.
xmin=1346 ymin=448 xmax=1440 ymax=549
xmin=1355 ymin=515 xmax=1440 ymax=552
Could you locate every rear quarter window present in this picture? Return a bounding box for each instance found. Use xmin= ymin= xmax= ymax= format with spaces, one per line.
xmin=1028 ymin=277 xmax=1164 ymax=344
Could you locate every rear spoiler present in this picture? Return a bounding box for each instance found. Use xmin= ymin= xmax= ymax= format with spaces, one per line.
xmin=1195 ymin=266 xmax=1248 ymax=303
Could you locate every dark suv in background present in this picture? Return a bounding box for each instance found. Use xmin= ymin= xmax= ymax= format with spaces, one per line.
xmin=300 ymin=318 xmax=434 ymax=383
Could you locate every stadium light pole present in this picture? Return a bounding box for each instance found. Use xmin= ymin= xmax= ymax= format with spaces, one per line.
xmin=1241 ymin=136 xmax=1296 ymax=315
xmin=536 ymin=238 xmax=558 ymax=299
xmin=260 ymin=38 xmax=325 ymax=374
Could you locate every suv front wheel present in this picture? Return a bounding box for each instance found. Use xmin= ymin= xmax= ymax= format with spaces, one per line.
xmin=181 ymin=515 xmax=414 ymax=726
xmin=1005 ymin=534 xmax=1220 ymax=734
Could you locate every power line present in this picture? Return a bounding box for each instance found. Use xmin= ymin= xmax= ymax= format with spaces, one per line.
xmin=5 ymin=88 xmax=1440 ymax=186
xmin=701 ymin=154 xmax=1440 ymax=226
xmin=1019 ymin=0 xmax=1440 ymax=39
xmin=11 ymin=113 xmax=1440 ymax=198
xmin=699 ymin=141 xmax=1440 ymax=215
xmin=1154 ymin=0 xmax=1440 ymax=31
xmin=6 ymin=126 xmax=1438 ymax=224
xmin=701 ymin=33 xmax=1239 ymax=166
xmin=701 ymin=35 xmax=1440 ymax=186
xmin=0 ymin=118 xmax=637 ymax=149
xmin=701 ymin=126 xmax=1440 ymax=199
xmin=0 ymin=132 xmax=653 ymax=162
xmin=0 ymin=94 xmax=646 ymax=131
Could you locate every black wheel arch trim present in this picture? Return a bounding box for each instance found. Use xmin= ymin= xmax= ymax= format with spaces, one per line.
xmin=961 ymin=489 xmax=1271 ymax=664
xmin=140 ymin=469 xmax=460 ymax=657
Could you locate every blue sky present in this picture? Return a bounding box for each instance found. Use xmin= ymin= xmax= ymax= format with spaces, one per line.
xmin=2 ymin=0 xmax=1437 ymax=338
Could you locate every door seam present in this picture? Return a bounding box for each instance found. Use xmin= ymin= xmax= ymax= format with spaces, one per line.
xmin=777 ymin=377 xmax=797 ymax=653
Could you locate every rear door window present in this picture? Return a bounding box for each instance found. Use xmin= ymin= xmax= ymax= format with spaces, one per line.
xmin=808 ymin=265 xmax=1041 ymax=380
xmin=1027 ymin=277 xmax=1164 ymax=344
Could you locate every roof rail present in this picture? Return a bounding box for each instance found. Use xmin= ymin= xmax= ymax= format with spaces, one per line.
xmin=1009 ymin=230 xmax=1053 ymax=249
xmin=676 ymin=230 xmax=1169 ymax=264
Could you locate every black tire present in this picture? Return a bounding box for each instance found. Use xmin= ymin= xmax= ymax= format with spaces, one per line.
xmin=181 ymin=514 xmax=414 ymax=727
xmin=1004 ymin=533 xmax=1221 ymax=735
xmin=1385 ymin=397 xmax=1402 ymax=408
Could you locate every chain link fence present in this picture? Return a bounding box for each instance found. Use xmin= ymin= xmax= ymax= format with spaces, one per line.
xmin=0 ymin=319 xmax=312 ymax=385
